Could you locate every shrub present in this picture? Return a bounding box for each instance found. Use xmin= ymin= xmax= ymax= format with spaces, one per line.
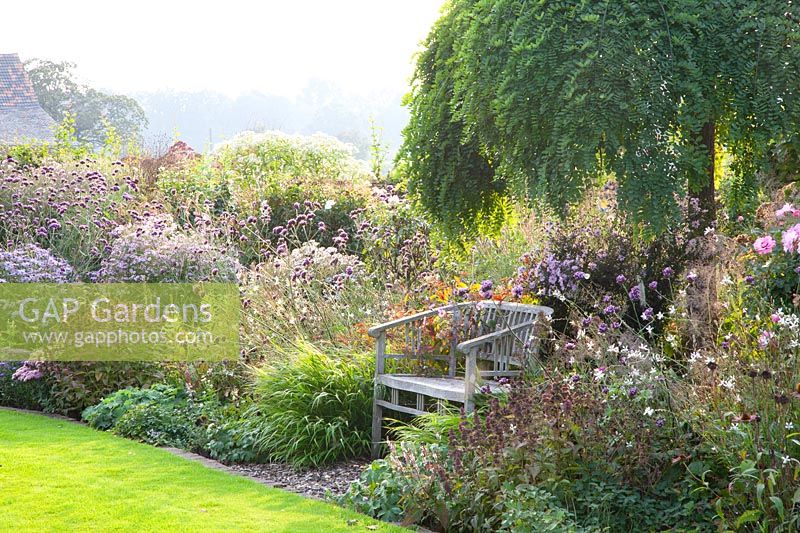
xmin=0 ymin=361 xmax=48 ymax=410
xmin=203 ymin=415 xmax=261 ymax=464
xmin=158 ymin=131 xmax=372 ymax=264
xmin=248 ymin=341 xmax=374 ymax=467
xmin=93 ymin=214 xmax=239 ymax=282
xmin=42 ymin=361 xmax=165 ymax=417
xmin=557 ymin=476 xmax=712 ymax=532
xmin=83 ymin=384 xmax=225 ymax=451
xmin=0 ymin=143 xmax=50 ymax=168
xmin=498 ymin=484 xmax=585 ymax=533
xmin=83 ymin=384 xmax=260 ymax=462
xmin=513 ymin=186 xmax=687 ymax=334
xmin=212 ymin=131 xmax=369 ymax=199
xmin=337 ymin=459 xmax=405 ymax=523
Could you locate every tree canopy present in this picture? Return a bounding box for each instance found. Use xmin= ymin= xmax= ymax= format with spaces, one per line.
xmin=25 ymin=59 xmax=148 ymax=146
xmin=401 ymin=0 xmax=800 ymax=238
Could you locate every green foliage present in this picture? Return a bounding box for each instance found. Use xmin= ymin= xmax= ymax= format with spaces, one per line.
xmin=248 ymin=341 xmax=374 ymax=468
xmin=203 ymin=415 xmax=262 ymax=464
xmin=83 ymin=384 xmax=260 ymax=463
xmin=0 ymin=142 xmax=50 ymax=168
xmin=83 ymin=384 xmax=224 ymax=451
xmin=388 ymin=411 xmax=461 ymax=446
xmin=402 ymin=0 xmax=800 ymax=237
xmin=213 ymin=131 xmax=369 ymax=199
xmin=52 ymin=112 xmax=92 ymax=160
xmin=499 ymin=484 xmax=586 ymax=533
xmin=558 ymin=476 xmax=713 ymax=531
xmin=368 ymin=117 xmax=389 ymax=180
xmin=82 ymin=384 xmax=188 ymax=431
xmin=337 ymin=460 xmax=405 ymax=523
xmin=25 ymin=59 xmax=148 ymax=146
xmin=399 ymin=4 xmax=505 ymax=240
xmin=112 ymin=402 xmax=206 ymax=450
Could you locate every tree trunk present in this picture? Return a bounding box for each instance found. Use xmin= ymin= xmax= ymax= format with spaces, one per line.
xmin=696 ymin=121 xmax=716 ymax=231
xmin=686 ymin=120 xmax=718 ymax=350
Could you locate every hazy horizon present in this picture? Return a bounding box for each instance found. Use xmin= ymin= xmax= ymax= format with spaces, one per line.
xmin=2 ymin=1 xmax=445 ymax=152
xmin=2 ymin=1 xmax=444 ymax=98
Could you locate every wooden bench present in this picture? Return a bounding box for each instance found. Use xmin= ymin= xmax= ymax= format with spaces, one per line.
xmin=368 ymin=300 xmax=552 ymax=457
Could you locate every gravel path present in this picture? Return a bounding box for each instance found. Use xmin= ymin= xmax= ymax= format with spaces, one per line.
xmin=229 ymin=459 xmax=371 ymax=500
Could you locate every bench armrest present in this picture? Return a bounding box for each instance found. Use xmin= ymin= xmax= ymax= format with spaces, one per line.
xmin=368 ymin=302 xmax=472 ymax=337
xmin=456 ymin=320 xmax=537 ymax=352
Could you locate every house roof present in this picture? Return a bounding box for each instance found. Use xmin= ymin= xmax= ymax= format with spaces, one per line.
xmin=0 ymin=53 xmax=55 ymax=144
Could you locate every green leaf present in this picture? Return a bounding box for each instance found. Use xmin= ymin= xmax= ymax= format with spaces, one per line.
xmin=769 ymin=497 xmax=785 ymax=520
xmin=735 ymin=510 xmax=761 ymax=529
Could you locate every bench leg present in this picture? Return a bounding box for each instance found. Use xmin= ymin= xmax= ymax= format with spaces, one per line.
xmin=464 ymin=349 xmax=477 ymax=413
xmin=371 ymin=396 xmax=383 ymax=459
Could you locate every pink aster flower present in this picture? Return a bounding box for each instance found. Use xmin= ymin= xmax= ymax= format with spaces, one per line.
xmin=758 ymin=330 xmax=774 ymax=349
xmin=753 ymin=235 xmax=776 ymax=255
xmin=776 ymin=203 xmax=800 ymax=219
xmin=782 ymin=225 xmax=800 ymax=253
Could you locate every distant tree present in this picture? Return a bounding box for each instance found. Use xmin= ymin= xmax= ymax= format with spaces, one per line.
xmin=401 ymin=1 xmax=800 ymax=238
xmin=25 ymin=59 xmax=147 ymax=146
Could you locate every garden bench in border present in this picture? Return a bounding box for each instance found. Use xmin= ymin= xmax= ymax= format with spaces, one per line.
xmin=368 ymin=300 xmax=553 ymax=457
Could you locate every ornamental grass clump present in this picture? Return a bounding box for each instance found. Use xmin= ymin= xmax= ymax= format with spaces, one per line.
xmin=241 ymin=240 xmax=386 ymax=349
xmin=248 ymin=340 xmax=373 ymax=468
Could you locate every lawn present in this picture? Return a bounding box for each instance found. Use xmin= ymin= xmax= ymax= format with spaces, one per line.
xmin=0 ymin=409 xmax=401 ymax=533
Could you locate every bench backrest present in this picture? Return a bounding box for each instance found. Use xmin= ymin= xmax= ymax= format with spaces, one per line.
xmin=454 ymin=301 xmax=549 ymax=373
xmin=456 ymin=301 xmax=547 ymax=338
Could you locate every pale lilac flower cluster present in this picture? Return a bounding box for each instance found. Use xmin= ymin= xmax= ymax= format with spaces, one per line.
xmin=93 ymin=215 xmax=240 ymax=282
xmin=527 ymin=253 xmax=582 ymax=296
xmin=11 ymin=360 xmax=44 ymax=382
xmin=479 ymin=280 xmax=494 ymax=299
xmin=0 ymin=244 xmax=74 ymax=283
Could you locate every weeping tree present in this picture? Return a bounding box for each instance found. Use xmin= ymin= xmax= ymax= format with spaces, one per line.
xmin=401 ymin=0 xmax=800 ymax=239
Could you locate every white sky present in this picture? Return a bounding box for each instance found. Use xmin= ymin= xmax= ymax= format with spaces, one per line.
xmin=1 ymin=0 xmax=445 ymax=98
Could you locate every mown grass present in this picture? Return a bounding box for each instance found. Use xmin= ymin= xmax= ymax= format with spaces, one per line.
xmin=0 ymin=409 xmax=401 ymax=533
